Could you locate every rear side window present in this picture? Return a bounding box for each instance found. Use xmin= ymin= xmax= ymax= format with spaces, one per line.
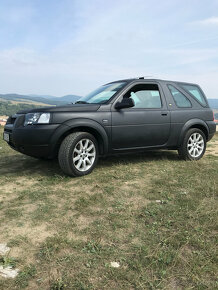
xmin=168 ymin=85 xmax=192 ymax=108
xmin=180 ymin=84 xmax=207 ymax=106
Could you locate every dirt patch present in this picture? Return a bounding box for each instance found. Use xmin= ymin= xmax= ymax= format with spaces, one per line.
xmin=0 ymin=177 xmax=38 ymax=196
xmin=206 ymin=140 xmax=218 ymax=156
xmin=0 ymin=223 xmax=54 ymax=268
xmin=0 ymin=192 xmax=16 ymax=203
xmin=167 ymin=278 xmax=182 ymax=290
xmin=178 ymin=244 xmax=194 ymax=261
xmin=74 ymin=215 xmax=97 ymax=230
xmin=126 ymin=195 xmax=151 ymax=210
xmin=0 ymin=223 xmax=53 ymax=246
xmin=120 ymin=175 xmax=153 ymax=192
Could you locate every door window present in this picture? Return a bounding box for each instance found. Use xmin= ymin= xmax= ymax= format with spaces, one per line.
xmin=124 ymin=84 xmax=162 ymax=108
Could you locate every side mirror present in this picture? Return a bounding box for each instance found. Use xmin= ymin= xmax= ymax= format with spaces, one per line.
xmin=115 ymin=98 xmax=135 ymax=110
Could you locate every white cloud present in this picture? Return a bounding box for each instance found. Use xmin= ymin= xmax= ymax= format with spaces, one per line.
xmin=0 ymin=1 xmax=218 ymax=98
xmin=192 ymin=17 xmax=218 ymax=26
xmin=1 ymin=45 xmax=217 ymax=97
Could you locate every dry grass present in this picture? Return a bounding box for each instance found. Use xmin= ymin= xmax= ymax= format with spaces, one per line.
xmin=0 ymin=128 xmax=217 ymax=289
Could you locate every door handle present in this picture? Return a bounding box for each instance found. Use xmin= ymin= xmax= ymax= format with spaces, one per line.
xmin=161 ymin=112 xmax=168 ymax=116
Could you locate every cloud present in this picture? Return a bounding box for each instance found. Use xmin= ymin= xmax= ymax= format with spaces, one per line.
xmin=1 ymin=45 xmax=217 ymax=97
xmin=0 ymin=0 xmax=218 ymax=98
xmin=192 ymin=17 xmax=218 ymax=26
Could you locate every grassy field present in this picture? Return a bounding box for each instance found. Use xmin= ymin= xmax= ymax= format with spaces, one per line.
xmin=0 ymin=127 xmax=217 ymax=289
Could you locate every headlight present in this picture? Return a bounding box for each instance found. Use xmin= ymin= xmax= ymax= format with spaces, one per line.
xmin=24 ymin=113 xmax=51 ymax=126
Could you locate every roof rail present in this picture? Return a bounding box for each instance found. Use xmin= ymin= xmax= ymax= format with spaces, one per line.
xmin=137 ymin=76 xmax=153 ymax=79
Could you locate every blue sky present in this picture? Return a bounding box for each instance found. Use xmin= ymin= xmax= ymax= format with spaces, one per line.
xmin=0 ymin=0 xmax=218 ymax=97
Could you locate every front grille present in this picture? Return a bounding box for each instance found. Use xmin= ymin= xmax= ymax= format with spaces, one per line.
xmin=6 ymin=115 xmax=17 ymax=125
xmin=4 ymin=128 xmax=12 ymax=133
xmin=6 ymin=114 xmax=24 ymax=127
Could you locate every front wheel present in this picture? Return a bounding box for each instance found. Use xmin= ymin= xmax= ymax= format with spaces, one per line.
xmin=58 ymin=132 xmax=98 ymax=177
xmin=178 ymin=128 xmax=206 ymax=161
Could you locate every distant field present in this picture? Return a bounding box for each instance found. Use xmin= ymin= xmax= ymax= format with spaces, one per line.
xmin=0 ymin=100 xmax=52 ymax=117
xmin=0 ymin=115 xmax=8 ymax=119
xmin=0 ymin=128 xmax=217 ymax=289
xmin=0 ymin=97 xmax=51 ymax=107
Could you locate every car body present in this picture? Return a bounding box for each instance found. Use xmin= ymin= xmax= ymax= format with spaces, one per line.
xmin=3 ymin=78 xmax=216 ymax=176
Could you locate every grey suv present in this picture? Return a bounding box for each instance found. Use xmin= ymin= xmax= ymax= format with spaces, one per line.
xmin=3 ymin=78 xmax=216 ymax=176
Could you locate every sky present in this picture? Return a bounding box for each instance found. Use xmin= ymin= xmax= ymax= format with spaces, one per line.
xmin=0 ymin=0 xmax=218 ymax=97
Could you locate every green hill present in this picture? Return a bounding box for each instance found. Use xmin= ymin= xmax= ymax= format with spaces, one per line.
xmin=0 ymin=100 xmax=50 ymax=116
xmin=0 ymin=93 xmax=81 ymax=106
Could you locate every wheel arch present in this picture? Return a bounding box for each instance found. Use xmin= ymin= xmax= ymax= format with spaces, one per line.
xmin=50 ymin=119 xmax=109 ymax=157
xmin=178 ymin=119 xmax=209 ymax=147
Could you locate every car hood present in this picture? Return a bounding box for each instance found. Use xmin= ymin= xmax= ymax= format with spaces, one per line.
xmin=17 ymin=104 xmax=101 ymax=114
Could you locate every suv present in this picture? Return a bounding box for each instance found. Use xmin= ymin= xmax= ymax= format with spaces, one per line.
xmin=3 ymin=78 xmax=216 ymax=176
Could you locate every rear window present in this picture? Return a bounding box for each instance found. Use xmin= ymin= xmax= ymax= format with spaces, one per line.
xmin=168 ymin=85 xmax=192 ymax=108
xmin=180 ymin=84 xmax=207 ymax=106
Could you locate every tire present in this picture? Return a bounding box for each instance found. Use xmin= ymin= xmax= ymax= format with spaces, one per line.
xmin=58 ymin=132 xmax=98 ymax=177
xmin=178 ymin=128 xmax=206 ymax=161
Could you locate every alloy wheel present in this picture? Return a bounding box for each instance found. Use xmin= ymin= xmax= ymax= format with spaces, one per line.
xmin=72 ymin=138 xmax=96 ymax=172
xmin=187 ymin=133 xmax=204 ymax=158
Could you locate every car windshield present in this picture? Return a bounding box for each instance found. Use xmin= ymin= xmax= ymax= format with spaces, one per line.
xmin=76 ymin=82 xmax=126 ymax=104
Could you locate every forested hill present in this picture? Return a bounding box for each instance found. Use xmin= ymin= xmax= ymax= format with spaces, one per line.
xmin=0 ymin=93 xmax=81 ymax=116
xmin=0 ymin=93 xmax=81 ymax=106
xmin=0 ymin=101 xmax=47 ymax=116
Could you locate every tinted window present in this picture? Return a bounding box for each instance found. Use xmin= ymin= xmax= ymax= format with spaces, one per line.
xmin=168 ymin=85 xmax=192 ymax=108
xmin=180 ymin=84 xmax=207 ymax=106
xmin=126 ymin=84 xmax=162 ymax=108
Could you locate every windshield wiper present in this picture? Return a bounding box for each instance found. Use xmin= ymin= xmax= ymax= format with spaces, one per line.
xmin=75 ymin=101 xmax=89 ymax=104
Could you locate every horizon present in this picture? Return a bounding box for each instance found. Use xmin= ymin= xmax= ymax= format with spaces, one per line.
xmin=0 ymin=0 xmax=218 ymax=98
xmin=1 ymin=91 xmax=218 ymax=101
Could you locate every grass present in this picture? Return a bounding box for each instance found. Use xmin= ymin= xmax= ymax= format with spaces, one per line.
xmin=0 ymin=127 xmax=217 ymax=289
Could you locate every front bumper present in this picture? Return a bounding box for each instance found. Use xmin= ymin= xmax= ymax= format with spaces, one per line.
xmin=4 ymin=114 xmax=59 ymax=158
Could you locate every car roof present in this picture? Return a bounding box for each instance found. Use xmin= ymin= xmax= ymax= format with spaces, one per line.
xmin=106 ymin=78 xmax=199 ymax=86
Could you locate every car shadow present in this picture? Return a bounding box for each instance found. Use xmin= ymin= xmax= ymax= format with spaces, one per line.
xmin=0 ymin=154 xmax=62 ymax=177
xmin=0 ymin=150 xmax=179 ymax=177
xmin=98 ymin=150 xmax=179 ymax=168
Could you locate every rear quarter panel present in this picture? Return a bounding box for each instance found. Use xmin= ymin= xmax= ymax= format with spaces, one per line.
xmin=160 ymin=82 xmax=215 ymax=147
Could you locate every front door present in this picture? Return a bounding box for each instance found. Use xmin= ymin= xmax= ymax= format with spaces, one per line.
xmin=111 ymin=83 xmax=170 ymax=149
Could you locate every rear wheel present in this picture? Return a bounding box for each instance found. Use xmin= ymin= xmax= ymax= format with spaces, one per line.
xmin=58 ymin=132 xmax=98 ymax=176
xmin=178 ymin=128 xmax=206 ymax=160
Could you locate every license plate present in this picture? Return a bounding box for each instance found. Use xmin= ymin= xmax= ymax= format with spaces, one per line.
xmin=3 ymin=132 xmax=9 ymax=142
